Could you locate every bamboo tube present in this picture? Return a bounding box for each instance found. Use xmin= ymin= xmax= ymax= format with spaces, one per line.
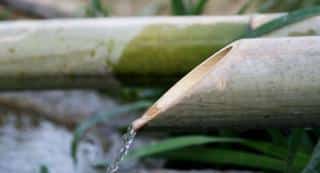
xmin=0 ymin=15 xmax=320 ymax=89
xmin=0 ymin=0 xmax=85 ymax=18
xmin=133 ymin=36 xmax=320 ymax=131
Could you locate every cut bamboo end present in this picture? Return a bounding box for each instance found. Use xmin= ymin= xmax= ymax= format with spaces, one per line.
xmin=132 ymin=45 xmax=234 ymax=130
xmin=132 ymin=105 xmax=160 ymax=130
xmin=133 ymin=36 xmax=320 ymax=131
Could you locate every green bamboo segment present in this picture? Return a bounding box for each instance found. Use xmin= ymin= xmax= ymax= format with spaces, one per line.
xmin=133 ymin=37 xmax=320 ymax=131
xmin=0 ymin=15 xmax=319 ymax=89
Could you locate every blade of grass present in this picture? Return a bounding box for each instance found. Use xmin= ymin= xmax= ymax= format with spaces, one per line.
xmin=190 ymin=0 xmax=208 ymax=15
xmin=300 ymin=131 xmax=314 ymax=154
xmin=243 ymin=6 xmax=320 ymax=38
xmin=71 ymin=101 xmax=151 ymax=163
xmin=0 ymin=8 xmax=12 ymax=20
xmin=242 ymin=140 xmax=287 ymax=158
xmin=170 ymin=0 xmax=187 ymax=15
xmin=129 ymin=135 xmax=309 ymax=160
xmin=218 ymin=129 xmax=236 ymax=137
xmin=128 ymin=136 xmax=243 ymax=159
xmin=302 ymin=138 xmax=320 ymax=173
xmin=161 ymin=148 xmax=288 ymax=172
xmin=313 ymin=128 xmax=320 ymax=137
xmin=128 ymin=135 xmax=309 ymax=168
xmin=285 ymin=128 xmax=304 ymax=173
xmin=267 ymin=129 xmax=287 ymax=146
xmin=39 ymin=165 xmax=49 ymax=173
xmin=128 ymin=136 xmax=287 ymax=171
xmin=237 ymin=0 xmax=254 ymax=14
xmin=86 ymin=0 xmax=109 ymax=17
xmin=242 ymin=140 xmax=308 ymax=171
xmin=302 ymin=0 xmax=320 ymax=8
xmin=258 ymin=0 xmax=277 ymax=13
xmin=128 ymin=134 xmax=311 ymax=171
xmin=130 ymin=139 xmax=306 ymax=172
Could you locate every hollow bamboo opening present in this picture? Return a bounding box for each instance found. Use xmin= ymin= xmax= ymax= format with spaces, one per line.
xmin=132 ymin=45 xmax=233 ymax=130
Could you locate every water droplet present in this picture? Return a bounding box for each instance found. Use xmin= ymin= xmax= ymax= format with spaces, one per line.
xmin=106 ymin=125 xmax=136 ymax=173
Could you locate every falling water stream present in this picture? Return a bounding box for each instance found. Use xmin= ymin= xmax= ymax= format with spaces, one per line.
xmin=106 ymin=125 xmax=137 ymax=173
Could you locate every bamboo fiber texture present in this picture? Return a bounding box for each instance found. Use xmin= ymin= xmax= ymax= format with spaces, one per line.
xmin=133 ymin=36 xmax=320 ymax=131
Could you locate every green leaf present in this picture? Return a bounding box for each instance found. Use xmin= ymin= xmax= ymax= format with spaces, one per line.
xmin=128 ymin=136 xmax=243 ymax=159
xmin=242 ymin=140 xmax=289 ymax=159
xmin=237 ymin=0 xmax=254 ymax=14
xmin=300 ymin=131 xmax=314 ymax=154
xmin=313 ymin=128 xmax=320 ymax=137
xmin=285 ymin=128 xmax=304 ymax=173
xmin=0 ymin=8 xmax=12 ymax=20
xmin=258 ymin=0 xmax=277 ymax=13
xmin=161 ymin=148 xmax=289 ymax=172
xmin=243 ymin=6 xmax=320 ymax=38
xmin=71 ymin=101 xmax=151 ymax=163
xmin=128 ymin=135 xmax=309 ymax=172
xmin=129 ymin=135 xmax=309 ymax=162
xmin=302 ymin=138 xmax=320 ymax=173
xmin=170 ymin=0 xmax=187 ymax=15
xmin=190 ymin=0 xmax=208 ymax=15
xmin=39 ymin=165 xmax=49 ymax=173
xmin=86 ymin=0 xmax=109 ymax=17
xmin=267 ymin=129 xmax=287 ymax=146
xmin=241 ymin=140 xmax=309 ymax=165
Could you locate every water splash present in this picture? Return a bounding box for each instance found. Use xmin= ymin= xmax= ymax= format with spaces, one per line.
xmin=106 ymin=125 xmax=136 ymax=173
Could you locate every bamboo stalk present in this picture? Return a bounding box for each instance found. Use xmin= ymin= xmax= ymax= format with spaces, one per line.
xmin=133 ymin=36 xmax=320 ymax=131
xmin=0 ymin=0 xmax=85 ymax=18
xmin=0 ymin=14 xmax=319 ymax=89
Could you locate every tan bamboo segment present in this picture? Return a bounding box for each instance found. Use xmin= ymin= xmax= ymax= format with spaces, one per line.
xmin=0 ymin=14 xmax=320 ymax=89
xmin=133 ymin=37 xmax=320 ymax=131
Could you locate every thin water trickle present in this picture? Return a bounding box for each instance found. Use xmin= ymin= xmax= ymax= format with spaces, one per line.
xmin=106 ymin=125 xmax=137 ymax=173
